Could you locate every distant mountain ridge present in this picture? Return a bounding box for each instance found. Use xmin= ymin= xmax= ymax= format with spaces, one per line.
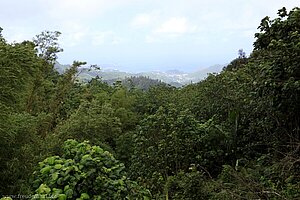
xmin=55 ymin=63 xmax=224 ymax=86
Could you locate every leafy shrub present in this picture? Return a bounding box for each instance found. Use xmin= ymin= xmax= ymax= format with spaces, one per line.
xmin=31 ymin=139 xmax=150 ymax=199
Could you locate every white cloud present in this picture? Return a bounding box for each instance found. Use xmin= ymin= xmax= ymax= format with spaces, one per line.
xmin=154 ymin=17 xmax=198 ymax=36
xmin=58 ymin=22 xmax=89 ymax=47
xmin=144 ymin=17 xmax=200 ymax=43
xmin=44 ymin=0 xmax=139 ymax=21
xmin=130 ymin=11 xmax=161 ymax=28
xmin=58 ymin=22 xmax=123 ymax=47
xmin=2 ymin=26 xmax=37 ymax=43
xmin=131 ymin=14 xmax=153 ymax=27
xmin=63 ymin=31 xmax=87 ymax=47
xmin=91 ymin=31 xmax=122 ymax=46
xmin=145 ymin=35 xmax=157 ymax=43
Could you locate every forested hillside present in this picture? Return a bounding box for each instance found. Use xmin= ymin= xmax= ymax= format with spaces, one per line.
xmin=0 ymin=7 xmax=299 ymax=199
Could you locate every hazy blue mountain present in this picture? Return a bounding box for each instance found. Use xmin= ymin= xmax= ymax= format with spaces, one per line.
xmin=186 ymin=64 xmax=224 ymax=83
xmin=55 ymin=63 xmax=224 ymax=87
xmin=54 ymin=62 xmax=71 ymax=74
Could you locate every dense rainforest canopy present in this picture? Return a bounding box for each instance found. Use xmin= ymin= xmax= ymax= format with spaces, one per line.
xmin=0 ymin=7 xmax=300 ymax=199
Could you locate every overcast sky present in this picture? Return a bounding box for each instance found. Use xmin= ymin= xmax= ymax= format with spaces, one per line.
xmin=0 ymin=0 xmax=298 ymax=72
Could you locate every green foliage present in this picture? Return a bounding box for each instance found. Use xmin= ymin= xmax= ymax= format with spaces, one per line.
xmin=110 ymin=86 xmax=138 ymax=132
xmin=0 ymin=197 xmax=13 ymax=200
xmin=0 ymin=113 xmax=42 ymax=192
xmin=252 ymin=7 xmax=300 ymax=142
xmin=33 ymin=30 xmax=63 ymax=63
xmin=31 ymin=139 xmax=150 ymax=199
xmin=0 ymin=37 xmax=42 ymax=111
xmin=164 ymin=170 xmax=211 ymax=200
xmin=115 ymin=131 xmax=135 ymax=166
xmin=56 ymin=100 xmax=122 ymax=149
xmin=0 ymin=30 xmax=52 ymax=194
xmin=133 ymin=84 xmax=177 ymax=115
xmin=211 ymin=157 xmax=300 ymax=200
xmin=122 ymin=76 xmax=166 ymax=91
xmin=130 ymin=105 xmax=231 ymax=196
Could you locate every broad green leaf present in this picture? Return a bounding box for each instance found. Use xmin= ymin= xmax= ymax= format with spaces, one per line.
xmin=57 ymin=194 xmax=67 ymax=200
xmin=40 ymin=166 xmax=51 ymax=174
xmin=80 ymin=193 xmax=90 ymax=199
xmin=52 ymin=172 xmax=59 ymax=181
xmin=54 ymin=164 xmax=63 ymax=169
